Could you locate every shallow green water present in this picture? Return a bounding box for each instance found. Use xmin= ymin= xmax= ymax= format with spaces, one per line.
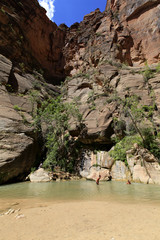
xmin=0 ymin=180 xmax=160 ymax=204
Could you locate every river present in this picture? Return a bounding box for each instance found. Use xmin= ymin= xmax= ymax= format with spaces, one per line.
xmin=0 ymin=180 xmax=160 ymax=210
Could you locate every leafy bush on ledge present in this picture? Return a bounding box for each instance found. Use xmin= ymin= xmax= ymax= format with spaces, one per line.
xmin=109 ymin=135 xmax=142 ymax=166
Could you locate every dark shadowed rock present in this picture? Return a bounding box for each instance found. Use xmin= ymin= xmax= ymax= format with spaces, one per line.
xmin=0 ymin=55 xmax=52 ymax=184
xmin=0 ymin=0 xmax=66 ymax=83
xmin=0 ymin=55 xmax=12 ymax=85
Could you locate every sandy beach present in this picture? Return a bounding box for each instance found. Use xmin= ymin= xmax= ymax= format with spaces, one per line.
xmin=0 ymin=198 xmax=160 ymax=240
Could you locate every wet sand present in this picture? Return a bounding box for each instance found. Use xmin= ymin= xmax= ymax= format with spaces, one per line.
xmin=0 ymin=199 xmax=160 ymax=240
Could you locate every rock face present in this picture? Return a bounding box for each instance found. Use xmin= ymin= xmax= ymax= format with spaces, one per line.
xmin=63 ymin=0 xmax=160 ymax=76
xmin=62 ymin=0 xmax=160 ymax=145
xmin=80 ymin=150 xmax=114 ymax=181
xmin=0 ymin=54 xmax=59 ymax=184
xmin=0 ymin=54 xmax=37 ymax=183
xmin=106 ymin=0 xmax=160 ymax=65
xmin=0 ymin=0 xmax=160 ymax=184
xmin=0 ymin=0 xmax=66 ymax=82
xmin=66 ymin=68 xmax=117 ymax=144
xmin=80 ymin=145 xmax=160 ymax=184
xmin=65 ymin=63 xmax=160 ymax=145
xmin=126 ymin=145 xmax=160 ymax=184
xmin=111 ymin=161 xmax=131 ymax=181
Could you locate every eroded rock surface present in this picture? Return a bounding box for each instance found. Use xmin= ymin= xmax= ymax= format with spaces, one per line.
xmin=0 ymin=0 xmax=160 ymax=184
xmin=80 ymin=144 xmax=160 ymax=184
xmin=127 ymin=144 xmax=160 ymax=184
xmin=0 ymin=54 xmax=58 ymax=184
xmin=0 ymin=0 xmax=66 ymax=82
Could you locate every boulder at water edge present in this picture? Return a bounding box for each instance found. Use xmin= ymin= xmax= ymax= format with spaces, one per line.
xmin=29 ymin=168 xmax=52 ymax=182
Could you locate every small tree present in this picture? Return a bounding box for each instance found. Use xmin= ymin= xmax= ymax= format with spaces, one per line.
xmin=33 ymin=95 xmax=83 ymax=172
xmin=113 ymin=94 xmax=160 ymax=160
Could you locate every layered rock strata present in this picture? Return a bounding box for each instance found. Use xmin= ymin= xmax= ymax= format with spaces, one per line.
xmin=65 ymin=64 xmax=160 ymax=144
xmin=0 ymin=0 xmax=66 ymax=82
xmin=0 ymin=0 xmax=160 ymax=184
xmin=80 ymin=144 xmax=160 ymax=184
xmin=0 ymin=54 xmax=59 ymax=184
xmin=63 ymin=0 xmax=160 ymax=76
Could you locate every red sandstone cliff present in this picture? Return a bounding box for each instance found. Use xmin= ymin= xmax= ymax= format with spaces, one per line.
xmin=0 ymin=0 xmax=66 ymax=83
xmin=0 ymin=0 xmax=160 ymax=184
xmin=106 ymin=0 xmax=160 ymax=65
xmin=63 ymin=0 xmax=160 ymax=76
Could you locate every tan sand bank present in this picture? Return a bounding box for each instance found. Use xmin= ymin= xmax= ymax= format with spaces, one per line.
xmin=0 ymin=199 xmax=160 ymax=240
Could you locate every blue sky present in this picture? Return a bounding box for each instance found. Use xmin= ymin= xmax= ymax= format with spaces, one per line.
xmin=38 ymin=0 xmax=107 ymax=27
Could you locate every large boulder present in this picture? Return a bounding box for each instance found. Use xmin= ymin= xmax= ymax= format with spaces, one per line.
xmin=80 ymin=150 xmax=114 ymax=180
xmin=0 ymin=133 xmax=38 ymax=184
xmin=86 ymin=167 xmax=110 ymax=181
xmin=29 ymin=168 xmax=52 ymax=182
xmin=146 ymin=162 xmax=160 ymax=185
xmin=111 ymin=161 xmax=131 ymax=181
xmin=132 ymin=165 xmax=150 ymax=184
xmin=127 ymin=144 xmax=160 ymax=184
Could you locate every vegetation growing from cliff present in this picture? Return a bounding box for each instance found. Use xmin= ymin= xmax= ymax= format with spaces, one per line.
xmin=141 ymin=128 xmax=160 ymax=160
xmin=111 ymin=94 xmax=160 ymax=163
xmin=110 ymin=135 xmax=142 ymax=165
xmin=33 ymin=95 xmax=83 ymax=172
xmin=110 ymin=129 xmax=160 ymax=165
xmin=142 ymin=63 xmax=154 ymax=82
xmin=156 ymin=63 xmax=160 ymax=73
xmin=141 ymin=62 xmax=160 ymax=82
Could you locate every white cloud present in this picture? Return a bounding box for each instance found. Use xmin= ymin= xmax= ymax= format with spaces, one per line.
xmin=39 ymin=0 xmax=55 ymax=20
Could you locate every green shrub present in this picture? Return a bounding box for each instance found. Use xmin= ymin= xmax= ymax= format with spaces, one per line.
xmin=156 ymin=63 xmax=160 ymax=73
xmin=31 ymin=167 xmax=36 ymax=173
xmin=142 ymin=63 xmax=154 ymax=82
xmin=142 ymin=128 xmax=160 ymax=160
xmin=110 ymin=129 xmax=160 ymax=165
xmin=0 ymin=7 xmax=5 ymax=14
xmin=32 ymin=80 xmax=41 ymax=90
xmin=33 ymin=95 xmax=83 ymax=172
xmin=19 ymin=62 xmax=25 ymax=72
xmin=13 ymin=105 xmax=21 ymax=111
xmin=110 ymin=135 xmax=142 ymax=165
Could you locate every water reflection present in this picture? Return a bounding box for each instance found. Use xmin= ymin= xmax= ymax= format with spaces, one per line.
xmin=0 ymin=180 xmax=160 ymax=204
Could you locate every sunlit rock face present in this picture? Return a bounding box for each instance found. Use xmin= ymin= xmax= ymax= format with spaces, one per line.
xmin=64 ymin=0 xmax=160 ymax=77
xmin=80 ymin=145 xmax=160 ymax=184
xmin=62 ymin=0 xmax=160 ymax=145
xmin=0 ymin=0 xmax=160 ymax=184
xmin=105 ymin=0 xmax=160 ymax=66
xmin=29 ymin=168 xmax=52 ymax=182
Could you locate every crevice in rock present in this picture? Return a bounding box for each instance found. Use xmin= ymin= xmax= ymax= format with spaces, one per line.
xmin=6 ymin=67 xmax=18 ymax=92
xmin=115 ymin=35 xmax=134 ymax=66
xmin=77 ymin=83 xmax=93 ymax=90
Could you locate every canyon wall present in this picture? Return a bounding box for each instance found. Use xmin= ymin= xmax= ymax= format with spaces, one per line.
xmin=0 ymin=0 xmax=160 ymax=184
xmin=0 ymin=0 xmax=66 ymax=82
xmin=64 ymin=0 xmax=160 ymax=76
